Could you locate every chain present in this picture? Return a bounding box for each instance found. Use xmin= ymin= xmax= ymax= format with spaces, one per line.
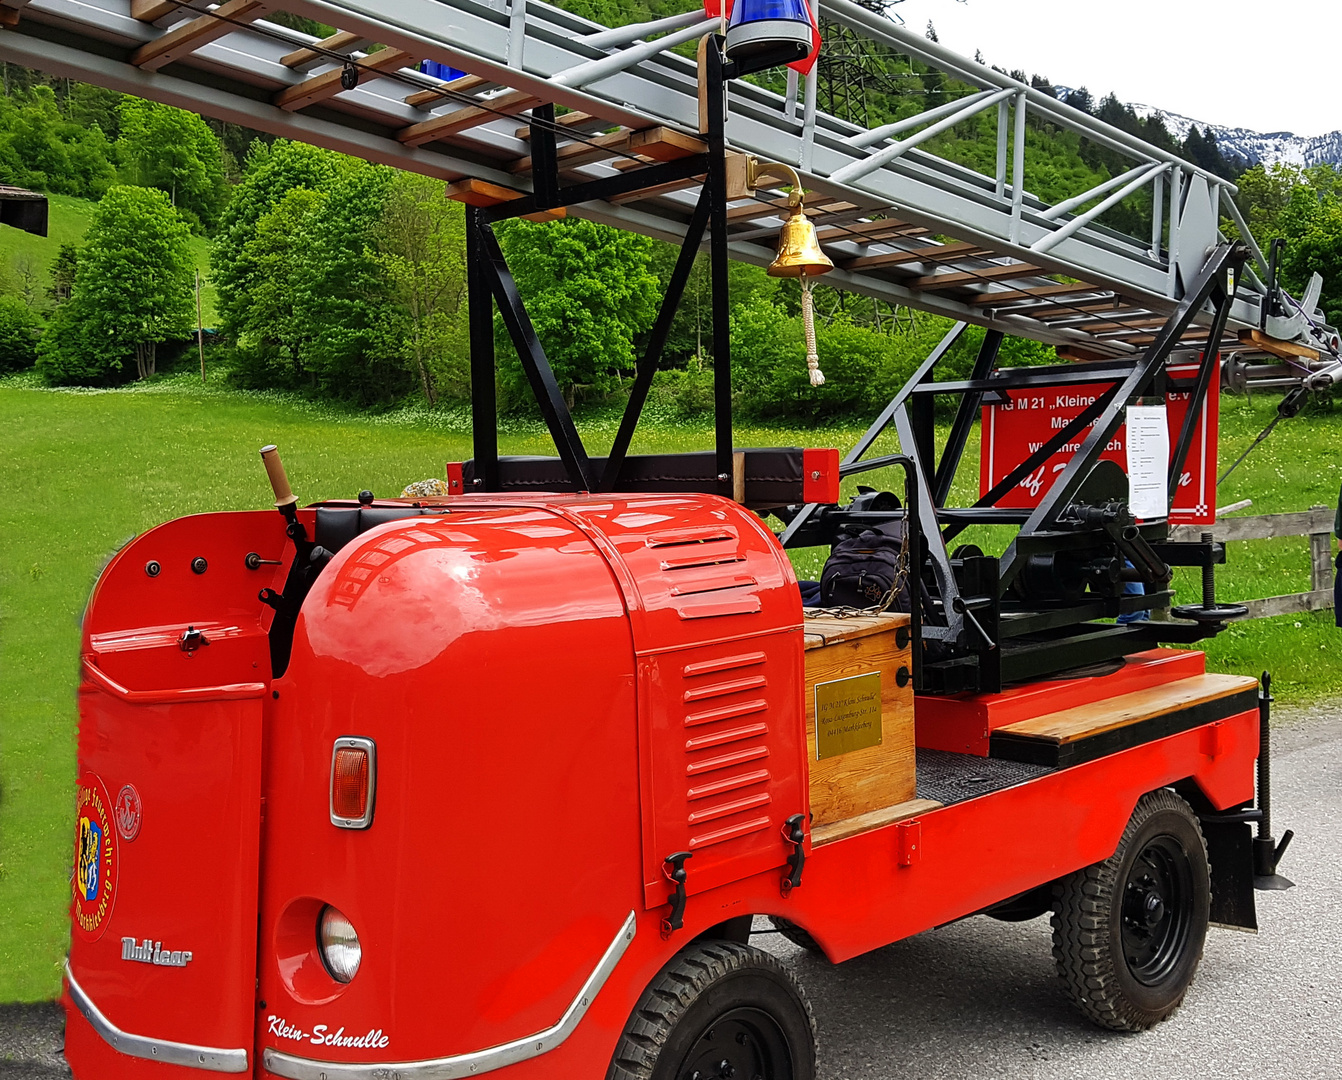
xmin=803 ymin=520 xmax=912 ymax=620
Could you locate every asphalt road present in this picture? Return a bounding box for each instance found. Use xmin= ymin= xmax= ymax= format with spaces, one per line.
xmin=5 ymin=703 xmax=1339 ymax=1080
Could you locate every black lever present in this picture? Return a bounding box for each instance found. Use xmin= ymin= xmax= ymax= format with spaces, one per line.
xmin=661 ymin=851 xmax=692 ymax=939
xmin=951 ymin=597 xmax=997 ymax=651
xmin=781 ymin=814 xmax=807 ymax=896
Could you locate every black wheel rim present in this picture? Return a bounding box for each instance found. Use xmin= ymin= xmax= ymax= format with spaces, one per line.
xmin=675 ymin=1008 xmax=792 ymax=1080
xmin=1120 ymin=833 xmax=1194 ymax=986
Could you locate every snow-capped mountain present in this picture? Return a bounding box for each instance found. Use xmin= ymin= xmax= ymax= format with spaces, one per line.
xmin=1051 ymin=86 xmax=1342 ymax=168
xmin=1128 ymin=103 xmax=1342 ymax=169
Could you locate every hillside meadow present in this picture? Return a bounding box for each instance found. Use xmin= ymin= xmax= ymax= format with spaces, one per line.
xmin=1 ymin=197 xmax=217 ymax=324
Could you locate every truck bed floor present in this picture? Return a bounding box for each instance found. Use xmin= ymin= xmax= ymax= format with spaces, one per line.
xmin=914 ymin=749 xmax=1054 ymax=806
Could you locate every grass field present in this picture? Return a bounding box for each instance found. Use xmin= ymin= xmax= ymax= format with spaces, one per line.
xmin=1 ymin=371 xmax=1338 ymax=1002
xmin=0 ymin=194 xmax=217 ymax=323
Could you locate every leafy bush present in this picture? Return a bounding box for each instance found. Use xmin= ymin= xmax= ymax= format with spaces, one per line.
xmin=36 ymin=186 xmax=195 ymax=385
xmin=33 ymin=300 xmax=124 ymax=384
xmin=371 ymin=172 xmax=468 ymax=404
xmin=732 ymin=297 xmax=896 ymax=421
xmin=228 ymin=186 xmax=328 ymax=388
xmin=287 ymin=161 xmax=411 ymax=405
xmin=0 ymin=296 xmax=42 ymax=372
xmin=646 ymin=359 xmax=716 ymax=422
xmin=212 ymin=140 xmax=346 ymax=341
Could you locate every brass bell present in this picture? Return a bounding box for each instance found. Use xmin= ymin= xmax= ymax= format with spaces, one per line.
xmin=768 ymin=200 xmax=834 ymax=279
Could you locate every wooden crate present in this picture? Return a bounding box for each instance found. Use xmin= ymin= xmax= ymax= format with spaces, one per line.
xmin=803 ymin=613 xmax=915 ymax=827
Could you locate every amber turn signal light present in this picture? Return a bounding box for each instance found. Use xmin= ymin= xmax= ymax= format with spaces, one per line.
xmin=329 ymin=737 xmax=376 ymax=829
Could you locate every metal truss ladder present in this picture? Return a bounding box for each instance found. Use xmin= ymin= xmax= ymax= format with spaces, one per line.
xmin=1 ymin=0 xmax=1338 ymax=383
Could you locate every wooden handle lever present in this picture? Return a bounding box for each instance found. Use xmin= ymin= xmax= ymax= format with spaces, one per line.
xmin=259 ymin=444 xmax=298 ymax=508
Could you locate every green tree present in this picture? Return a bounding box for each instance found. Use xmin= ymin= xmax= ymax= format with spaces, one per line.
xmin=115 ymin=97 xmax=228 ymax=229
xmin=46 ymin=243 xmax=79 ymax=305
xmin=731 ymin=296 xmax=896 ymax=421
xmin=212 ymin=139 xmax=344 ymax=340
xmin=68 ymin=84 xmax=124 ymax=139
xmin=1227 ymin=162 xmax=1301 ymax=243
xmin=371 ymin=171 xmax=468 ymax=404
xmin=231 ymin=186 xmax=328 ymax=386
xmin=495 ymin=216 xmax=660 ymax=404
xmin=0 ymin=84 xmax=115 ymax=197
xmin=647 ymin=243 xmax=778 ymax=366
xmin=0 ymin=295 xmax=42 ymax=372
xmin=288 ymin=161 xmax=408 ymax=404
xmin=36 ymin=185 xmax=194 ymax=383
xmin=1278 ymin=180 xmax=1342 ymax=326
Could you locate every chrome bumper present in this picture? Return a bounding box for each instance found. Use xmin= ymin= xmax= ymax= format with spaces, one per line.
xmin=263 ymin=910 xmax=637 ymax=1080
xmin=65 ymin=962 xmax=249 ymax=1073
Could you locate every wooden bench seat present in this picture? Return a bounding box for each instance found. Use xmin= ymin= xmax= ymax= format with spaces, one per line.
xmin=989 ymin=673 xmax=1260 ymax=767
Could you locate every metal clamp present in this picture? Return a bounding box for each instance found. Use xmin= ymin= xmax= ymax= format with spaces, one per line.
xmin=178 ymin=626 xmax=210 ymax=654
xmin=661 ymin=851 xmax=692 ymax=938
xmin=781 ymin=814 xmax=807 ymax=896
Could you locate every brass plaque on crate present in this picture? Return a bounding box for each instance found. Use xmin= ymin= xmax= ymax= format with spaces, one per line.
xmin=814 ymin=672 xmax=883 ymax=760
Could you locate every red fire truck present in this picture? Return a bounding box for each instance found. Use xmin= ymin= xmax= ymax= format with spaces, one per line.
xmin=67 ymin=264 xmax=1297 ymax=1080
xmin=68 ymin=439 xmax=1290 ymax=1080
xmin=46 ymin=13 xmax=1306 ymax=1080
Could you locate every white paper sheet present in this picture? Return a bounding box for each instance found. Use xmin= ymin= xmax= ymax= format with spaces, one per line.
xmin=1126 ymin=405 xmax=1170 ymax=520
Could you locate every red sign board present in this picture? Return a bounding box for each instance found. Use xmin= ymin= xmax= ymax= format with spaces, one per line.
xmin=979 ymin=362 xmax=1218 ymax=526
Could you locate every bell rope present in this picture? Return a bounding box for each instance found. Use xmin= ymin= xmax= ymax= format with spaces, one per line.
xmin=801 ymin=278 xmax=824 ymax=386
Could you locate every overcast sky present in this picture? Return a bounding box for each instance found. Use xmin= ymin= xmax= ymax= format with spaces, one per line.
xmin=891 ymin=1 xmax=1341 ymax=136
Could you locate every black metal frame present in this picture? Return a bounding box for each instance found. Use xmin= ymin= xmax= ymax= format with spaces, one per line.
xmin=781 ymin=242 xmax=1251 ymax=693
xmin=465 ymin=36 xmax=793 ymax=497
xmin=460 ymin=38 xmax=1251 ymax=696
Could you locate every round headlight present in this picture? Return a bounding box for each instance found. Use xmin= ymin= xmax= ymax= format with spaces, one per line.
xmin=317 ymin=905 xmax=361 ymax=984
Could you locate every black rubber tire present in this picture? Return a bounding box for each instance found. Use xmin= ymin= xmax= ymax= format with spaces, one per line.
xmin=607 ymin=940 xmax=817 ymax=1080
xmin=766 ymin=916 xmax=824 ymax=954
xmin=1051 ymin=788 xmax=1211 ymax=1031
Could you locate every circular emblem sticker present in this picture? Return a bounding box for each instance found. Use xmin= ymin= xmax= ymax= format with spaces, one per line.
xmin=73 ymin=773 xmax=118 ymax=941
xmin=114 ymin=784 xmax=142 ymax=842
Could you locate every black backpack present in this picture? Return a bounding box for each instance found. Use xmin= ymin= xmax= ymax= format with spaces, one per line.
xmin=818 ymin=521 xmax=910 ymax=610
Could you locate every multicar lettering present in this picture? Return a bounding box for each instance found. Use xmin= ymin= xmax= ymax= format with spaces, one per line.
xmin=120 ymin=938 xmax=193 ymax=967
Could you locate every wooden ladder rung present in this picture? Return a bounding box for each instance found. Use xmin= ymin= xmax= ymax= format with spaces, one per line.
xmin=444 ymin=179 xmax=565 ymax=222
xmin=399 ymin=89 xmax=540 ymax=146
xmin=1238 ymin=327 xmax=1321 ymax=361
xmin=280 ymin=30 xmax=370 ymax=71
xmin=607 ymin=175 xmax=705 ymax=205
xmin=508 ymin=126 xmax=704 ymax=176
xmin=405 ymin=73 xmax=492 ymax=108
xmin=911 ymin=263 xmax=1043 ymax=291
xmin=842 ymin=242 xmax=991 ymax=272
xmin=513 ymin=112 xmax=603 ymax=139
xmin=972 ymin=281 xmax=1101 ymax=305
